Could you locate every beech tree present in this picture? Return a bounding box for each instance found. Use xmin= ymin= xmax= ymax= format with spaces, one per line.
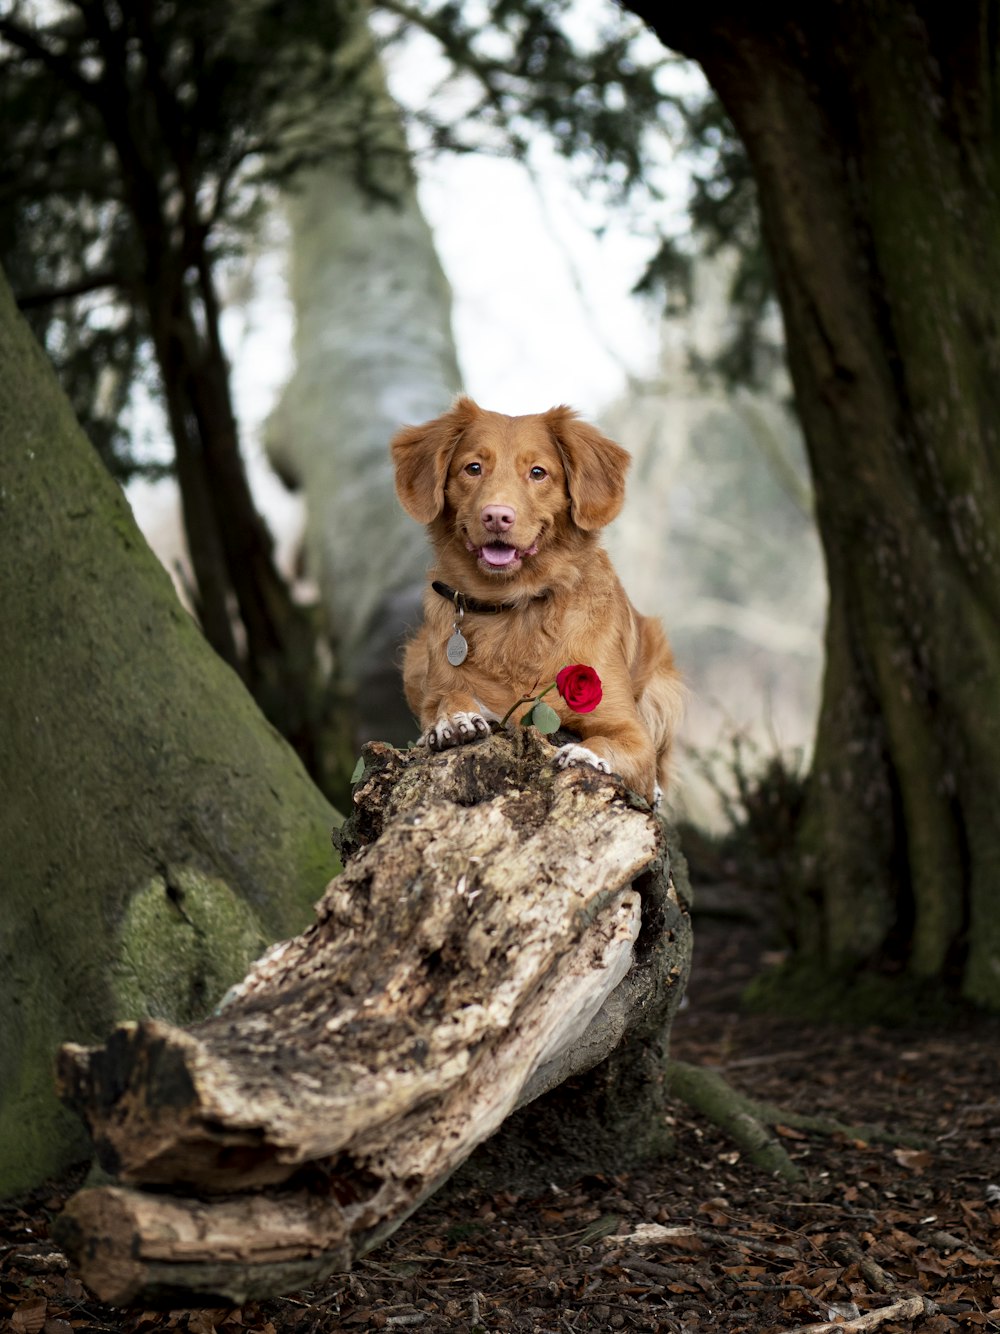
xmin=625 ymin=0 xmax=1000 ymax=1007
xmin=265 ymin=37 xmax=462 ymax=748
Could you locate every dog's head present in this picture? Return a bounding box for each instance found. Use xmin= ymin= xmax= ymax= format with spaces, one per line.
xmin=391 ymin=396 xmax=630 ymax=587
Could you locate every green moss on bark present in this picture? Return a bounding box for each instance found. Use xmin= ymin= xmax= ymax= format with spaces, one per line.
xmin=112 ymin=871 xmax=269 ymax=1023
xmin=0 ymin=269 xmax=341 ymax=1196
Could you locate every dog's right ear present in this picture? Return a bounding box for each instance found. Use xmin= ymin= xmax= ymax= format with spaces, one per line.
xmin=391 ymin=396 xmax=481 ymax=523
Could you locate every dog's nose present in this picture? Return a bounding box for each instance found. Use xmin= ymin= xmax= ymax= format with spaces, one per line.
xmin=481 ymin=504 xmax=516 ymax=532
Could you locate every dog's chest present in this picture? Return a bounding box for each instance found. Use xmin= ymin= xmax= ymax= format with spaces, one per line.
xmin=457 ymin=605 xmax=564 ymax=692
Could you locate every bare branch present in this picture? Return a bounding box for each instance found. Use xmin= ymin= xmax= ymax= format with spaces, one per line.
xmin=15 ymin=268 xmax=124 ymax=309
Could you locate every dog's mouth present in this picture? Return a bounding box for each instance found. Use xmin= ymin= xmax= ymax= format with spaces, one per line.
xmin=466 ymin=538 xmax=539 ymax=571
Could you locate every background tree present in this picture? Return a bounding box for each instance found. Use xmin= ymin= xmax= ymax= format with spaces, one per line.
xmin=601 ymin=253 xmax=823 ymax=829
xmin=623 ymin=0 xmax=1000 ymax=1008
xmin=0 ymin=266 xmax=340 ymax=1195
xmin=265 ymin=40 xmax=462 ymax=747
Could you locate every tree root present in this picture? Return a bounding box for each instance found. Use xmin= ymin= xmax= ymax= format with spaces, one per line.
xmin=667 ymin=1061 xmax=804 ymax=1182
xmin=666 ymin=1060 xmax=923 ymax=1183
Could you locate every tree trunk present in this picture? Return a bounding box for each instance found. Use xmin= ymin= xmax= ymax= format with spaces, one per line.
xmin=147 ymin=270 xmax=245 ymax=674
xmin=54 ymin=728 xmax=691 ymax=1307
xmin=0 ymin=266 xmax=341 ymax=1197
xmin=630 ymin=1 xmax=1000 ymax=1005
xmin=161 ymin=255 xmax=343 ymax=792
xmin=266 ymin=27 xmax=462 ymax=748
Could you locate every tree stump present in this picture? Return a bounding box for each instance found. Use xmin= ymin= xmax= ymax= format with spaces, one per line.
xmin=55 ymin=728 xmax=692 ymax=1307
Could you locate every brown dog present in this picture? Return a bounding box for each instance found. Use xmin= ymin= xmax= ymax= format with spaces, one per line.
xmin=391 ymin=397 xmax=683 ymax=804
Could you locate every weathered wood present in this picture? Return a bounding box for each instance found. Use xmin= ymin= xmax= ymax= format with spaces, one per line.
xmin=55 ymin=728 xmax=691 ymax=1306
xmin=55 ymin=1186 xmax=354 ymax=1309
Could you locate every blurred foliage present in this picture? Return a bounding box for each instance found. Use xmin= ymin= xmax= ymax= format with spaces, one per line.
xmin=0 ymin=0 xmax=777 ymax=484
xmin=0 ymin=52 xmax=149 ymax=479
xmin=636 ymin=90 xmax=780 ymax=390
xmin=376 ymin=0 xmax=686 ymax=195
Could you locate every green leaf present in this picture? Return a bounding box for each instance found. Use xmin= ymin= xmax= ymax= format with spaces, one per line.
xmin=529 ymin=701 xmax=561 ymax=734
xmin=350 ymin=756 xmax=365 ymax=784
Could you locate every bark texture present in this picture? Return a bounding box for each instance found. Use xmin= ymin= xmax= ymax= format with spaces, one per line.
xmin=629 ymin=0 xmax=1000 ymax=1004
xmin=55 ymin=728 xmax=691 ymax=1307
xmin=0 ymin=267 xmax=340 ymax=1196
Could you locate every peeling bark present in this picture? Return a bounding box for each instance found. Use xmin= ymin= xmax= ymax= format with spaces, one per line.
xmin=55 ymin=729 xmax=691 ymax=1307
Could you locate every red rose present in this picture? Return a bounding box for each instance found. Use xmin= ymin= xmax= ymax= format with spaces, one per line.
xmin=555 ymin=663 xmax=603 ymax=714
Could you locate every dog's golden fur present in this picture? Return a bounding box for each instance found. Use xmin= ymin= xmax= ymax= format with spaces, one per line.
xmin=391 ymin=396 xmax=683 ymax=802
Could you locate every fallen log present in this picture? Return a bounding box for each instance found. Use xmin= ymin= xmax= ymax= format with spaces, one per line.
xmin=55 ymin=728 xmax=692 ymax=1307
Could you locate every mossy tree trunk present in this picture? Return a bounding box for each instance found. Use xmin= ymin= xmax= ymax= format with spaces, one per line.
xmin=0 ymin=266 xmax=341 ymax=1196
xmin=631 ymin=1 xmax=1000 ymax=1004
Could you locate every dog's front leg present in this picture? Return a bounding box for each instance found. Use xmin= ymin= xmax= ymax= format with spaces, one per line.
xmin=403 ymin=630 xmax=494 ymax=752
xmin=554 ymin=742 xmax=613 ymax=776
xmin=423 ymin=710 xmax=491 ymax=751
xmin=554 ymin=721 xmax=657 ymax=806
xmin=416 ymin=688 xmax=498 ymax=752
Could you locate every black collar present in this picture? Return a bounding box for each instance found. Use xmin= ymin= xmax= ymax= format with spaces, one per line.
xmin=431 ymin=579 xmax=537 ymax=615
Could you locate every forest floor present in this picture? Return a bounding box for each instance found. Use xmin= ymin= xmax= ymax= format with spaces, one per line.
xmin=3 ymin=908 xmax=999 ymax=1334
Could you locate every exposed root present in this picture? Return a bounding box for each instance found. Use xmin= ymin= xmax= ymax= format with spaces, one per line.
xmin=667 ymin=1060 xmax=803 ymax=1182
xmin=666 ymin=1060 xmax=924 ymax=1183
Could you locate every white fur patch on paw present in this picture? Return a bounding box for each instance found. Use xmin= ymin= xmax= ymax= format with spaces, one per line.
xmin=424 ymin=711 xmax=490 ymax=751
xmin=653 ymin=783 xmax=663 ymax=812
xmin=554 ymin=743 xmax=612 ymax=775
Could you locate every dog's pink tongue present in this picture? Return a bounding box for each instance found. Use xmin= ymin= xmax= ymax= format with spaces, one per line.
xmin=481 ymin=543 xmax=518 ymax=567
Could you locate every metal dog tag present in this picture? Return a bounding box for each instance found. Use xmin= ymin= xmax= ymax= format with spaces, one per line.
xmin=446 ymin=628 xmax=468 ymax=666
xmin=445 ymin=595 xmax=468 ymax=667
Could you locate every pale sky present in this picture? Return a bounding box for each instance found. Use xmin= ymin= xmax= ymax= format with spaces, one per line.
xmin=221 ymin=143 xmax=676 ymax=447
xmin=414 ymin=147 xmax=666 ymax=418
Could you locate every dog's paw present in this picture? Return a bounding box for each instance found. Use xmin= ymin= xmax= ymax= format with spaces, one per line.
xmin=554 ymin=742 xmax=612 ymax=775
xmin=424 ymin=711 xmax=491 ymax=751
xmin=653 ymin=782 xmax=663 ymax=812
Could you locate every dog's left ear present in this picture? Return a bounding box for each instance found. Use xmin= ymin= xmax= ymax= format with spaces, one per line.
xmin=545 ymin=407 xmax=631 ymax=531
xmin=391 ymin=396 xmax=481 ymax=523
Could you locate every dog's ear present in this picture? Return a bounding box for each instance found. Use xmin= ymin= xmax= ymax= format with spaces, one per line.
xmin=391 ymin=396 xmax=481 ymax=523
xmin=545 ymin=406 xmax=631 ymax=531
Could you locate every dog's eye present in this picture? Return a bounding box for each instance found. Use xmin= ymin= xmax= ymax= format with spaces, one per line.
xmin=464 ymin=462 xmax=482 ymax=476
xmin=529 ymin=466 xmax=547 ymax=480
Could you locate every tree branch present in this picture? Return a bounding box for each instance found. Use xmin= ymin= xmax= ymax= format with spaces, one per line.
xmin=0 ymin=14 xmax=97 ymax=104
xmin=15 ymin=268 xmax=124 ymax=309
